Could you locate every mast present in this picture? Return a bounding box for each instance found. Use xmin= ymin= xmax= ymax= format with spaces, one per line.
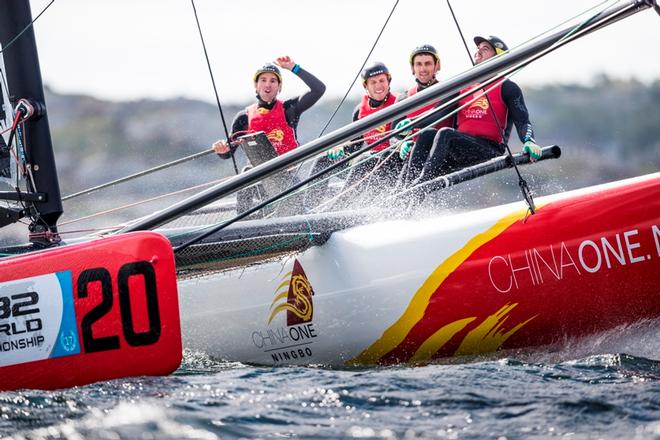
xmin=0 ymin=1 xmax=62 ymax=243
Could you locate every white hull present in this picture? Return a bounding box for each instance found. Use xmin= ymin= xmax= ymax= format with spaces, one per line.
xmin=178 ymin=172 xmax=660 ymax=366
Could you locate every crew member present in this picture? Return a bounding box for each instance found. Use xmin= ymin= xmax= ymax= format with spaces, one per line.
xmin=411 ymin=36 xmax=542 ymax=187
xmin=394 ymin=44 xmax=457 ymax=187
xmin=213 ymin=56 xmax=325 ymax=158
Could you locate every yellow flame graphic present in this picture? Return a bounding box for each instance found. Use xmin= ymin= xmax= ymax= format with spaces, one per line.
xmin=409 ymin=317 xmax=476 ymax=364
xmin=454 ymin=303 xmax=537 ymax=356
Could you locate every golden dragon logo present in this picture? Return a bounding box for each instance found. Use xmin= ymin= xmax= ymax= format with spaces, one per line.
xmin=267 ymin=128 xmax=285 ymax=143
xmin=470 ymin=96 xmax=490 ymax=110
xmin=269 ymin=260 xmax=315 ymax=326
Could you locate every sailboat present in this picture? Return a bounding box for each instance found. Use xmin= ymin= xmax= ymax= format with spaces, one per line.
xmin=0 ymin=0 xmax=658 ymax=388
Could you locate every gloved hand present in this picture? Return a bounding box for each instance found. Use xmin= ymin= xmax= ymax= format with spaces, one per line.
xmin=523 ymin=140 xmax=542 ymax=161
xmin=395 ymin=118 xmax=413 ymax=136
xmin=327 ymin=145 xmax=345 ymax=161
xmin=399 ymin=140 xmax=414 ymax=160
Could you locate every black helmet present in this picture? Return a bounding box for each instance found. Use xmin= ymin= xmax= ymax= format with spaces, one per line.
xmin=409 ymin=44 xmax=440 ymax=65
xmin=361 ymin=61 xmax=391 ymax=83
xmin=473 ymin=35 xmax=508 ymax=54
xmin=253 ymin=63 xmax=282 ymax=83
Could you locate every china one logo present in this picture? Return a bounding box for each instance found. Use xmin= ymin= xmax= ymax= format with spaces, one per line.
xmin=375 ymin=124 xmax=387 ymax=133
xmin=268 ymin=129 xmax=285 ymax=143
xmin=470 ymin=97 xmax=490 ymax=110
xmin=257 ymin=107 xmax=271 ymax=115
xmin=268 ymin=260 xmax=315 ymax=326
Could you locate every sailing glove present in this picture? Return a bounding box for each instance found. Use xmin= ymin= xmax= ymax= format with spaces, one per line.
xmin=327 ymin=145 xmax=346 ymax=161
xmin=399 ymin=141 xmax=414 ymax=160
xmin=395 ymin=118 xmax=413 ymax=136
xmin=523 ymin=140 xmax=542 ymax=161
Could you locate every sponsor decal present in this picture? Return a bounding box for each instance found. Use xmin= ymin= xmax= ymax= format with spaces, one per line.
xmin=267 ymin=128 xmax=285 ymax=143
xmin=355 ymin=177 xmax=660 ymax=365
xmin=257 ymin=107 xmax=270 ymax=115
xmin=0 ymin=271 xmax=80 ymax=367
xmin=488 ymin=225 xmax=660 ymax=292
xmin=462 ymin=96 xmax=490 ymax=119
xmin=252 ymin=260 xmax=319 ymax=363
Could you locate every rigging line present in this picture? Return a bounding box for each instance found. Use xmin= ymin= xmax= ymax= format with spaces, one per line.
xmin=0 ymin=0 xmax=55 ymax=55
xmin=316 ymin=0 xmax=400 ymax=138
xmin=446 ymin=0 xmax=536 ymax=214
xmin=173 ymin=116 xmax=419 ymax=253
xmin=59 ymin=176 xmax=231 ymax=227
xmin=290 ymin=0 xmax=400 ymax=182
xmin=190 ymin=0 xmax=239 ymax=175
xmin=62 ymin=147 xmax=216 ymax=201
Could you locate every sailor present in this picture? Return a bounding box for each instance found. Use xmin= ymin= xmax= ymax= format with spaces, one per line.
xmin=212 ymin=56 xmax=325 ymax=158
xmin=393 ymin=44 xmax=458 ymax=187
xmin=409 ymin=36 xmax=542 ymax=187
xmin=326 ymin=61 xmax=402 ymax=197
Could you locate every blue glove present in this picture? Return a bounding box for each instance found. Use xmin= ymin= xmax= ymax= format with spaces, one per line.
xmin=395 ymin=118 xmax=413 ymax=136
xmin=399 ymin=140 xmax=414 ymax=160
xmin=327 ymin=145 xmax=345 ymax=161
xmin=523 ymin=140 xmax=542 ymax=161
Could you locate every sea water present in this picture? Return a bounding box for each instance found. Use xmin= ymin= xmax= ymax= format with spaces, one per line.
xmin=1 ymin=320 xmax=658 ymax=440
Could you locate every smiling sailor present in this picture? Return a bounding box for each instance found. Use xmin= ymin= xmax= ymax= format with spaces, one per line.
xmin=408 ymin=35 xmax=543 ymax=188
xmin=212 ymin=56 xmax=325 ymax=158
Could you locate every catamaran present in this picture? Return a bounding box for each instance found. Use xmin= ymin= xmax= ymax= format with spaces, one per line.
xmin=0 ymin=0 xmax=658 ymax=388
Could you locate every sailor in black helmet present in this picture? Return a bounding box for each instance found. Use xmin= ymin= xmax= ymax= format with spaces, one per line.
xmin=213 ymin=56 xmax=325 ymax=159
xmin=324 ymin=61 xmax=404 ymax=204
xmin=409 ymin=35 xmax=542 ymax=188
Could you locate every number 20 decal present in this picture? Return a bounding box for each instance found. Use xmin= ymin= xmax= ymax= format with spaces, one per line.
xmin=77 ymin=261 xmax=161 ymax=353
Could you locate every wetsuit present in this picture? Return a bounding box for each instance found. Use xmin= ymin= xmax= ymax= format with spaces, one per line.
xmin=413 ymin=78 xmax=534 ymax=185
xmin=340 ymin=92 xmax=401 ymax=196
xmin=304 ymin=92 xmax=399 ymax=209
xmin=217 ymin=67 xmax=326 ymax=160
xmin=392 ymin=79 xmax=458 ymax=187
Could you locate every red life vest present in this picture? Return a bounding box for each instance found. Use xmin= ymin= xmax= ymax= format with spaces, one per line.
xmin=405 ymin=85 xmax=453 ymax=130
xmin=246 ymin=100 xmax=298 ymax=156
xmin=457 ymin=81 xmax=508 ymax=144
xmin=357 ymin=92 xmax=398 ymax=152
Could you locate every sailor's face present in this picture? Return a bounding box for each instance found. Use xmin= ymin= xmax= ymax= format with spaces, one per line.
xmin=364 ymin=74 xmax=390 ymax=101
xmin=255 ymin=73 xmax=281 ymax=102
xmin=474 ymin=42 xmax=496 ymax=64
xmin=412 ymin=54 xmax=439 ymax=84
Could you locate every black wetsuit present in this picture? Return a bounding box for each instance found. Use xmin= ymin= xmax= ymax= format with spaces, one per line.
xmin=217 ymin=67 xmax=326 ymax=160
xmin=304 ymin=93 xmax=400 ymax=209
xmin=393 ymin=79 xmax=459 ymax=187
xmin=413 ymin=79 xmax=534 ymax=185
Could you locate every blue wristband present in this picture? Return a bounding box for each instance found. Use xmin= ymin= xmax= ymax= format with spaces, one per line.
xmin=292 ymin=64 xmax=301 ymax=74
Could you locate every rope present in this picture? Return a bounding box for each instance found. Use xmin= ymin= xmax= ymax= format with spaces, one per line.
xmin=62 ymin=147 xmax=215 ymax=201
xmin=190 ymin=0 xmax=239 ymax=175
xmin=59 ymin=176 xmax=230 ymax=227
xmin=0 ymin=0 xmax=56 ymax=55
xmin=316 ymin=0 xmax=400 ymax=138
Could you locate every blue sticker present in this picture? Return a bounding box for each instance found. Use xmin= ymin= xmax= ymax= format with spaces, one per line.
xmin=50 ymin=271 xmax=81 ymax=358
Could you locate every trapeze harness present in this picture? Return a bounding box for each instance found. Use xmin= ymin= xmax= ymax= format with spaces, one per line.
xmin=357 ymin=93 xmax=398 ymax=152
xmin=405 ymin=85 xmax=453 ymax=131
xmin=246 ymin=101 xmax=298 ymax=156
xmin=457 ymin=81 xmax=508 ymax=144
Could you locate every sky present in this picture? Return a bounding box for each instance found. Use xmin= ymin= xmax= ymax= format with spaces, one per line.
xmin=27 ymin=0 xmax=660 ymax=105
